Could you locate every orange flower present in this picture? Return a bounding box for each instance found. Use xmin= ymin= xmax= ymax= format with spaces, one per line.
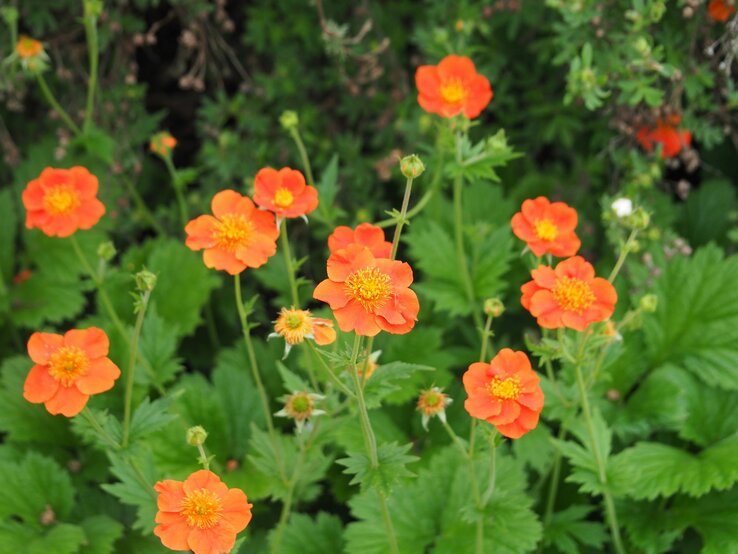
xmin=415 ymin=55 xmax=493 ymax=119
xmin=16 ymin=35 xmax=44 ymax=58
xmin=23 ymin=327 xmax=121 ymax=417
xmin=328 ymin=222 xmax=392 ymax=258
xmin=635 ymin=116 xmax=692 ymax=159
xmin=185 ymin=190 xmax=279 ymax=275
xmin=521 ymin=256 xmax=617 ymax=331
xmin=150 ymin=132 xmax=178 ymax=156
xmin=154 ymin=469 xmax=253 ymax=554
xmin=313 ymin=244 xmax=419 ymax=336
xmin=708 ymin=0 xmax=736 ymax=21
xmin=511 ymin=197 xmax=581 ymax=257
xmin=23 ymin=167 xmax=106 ymax=238
xmin=463 ymin=349 xmax=544 ymax=439
xmin=253 ymin=167 xmax=318 ymax=219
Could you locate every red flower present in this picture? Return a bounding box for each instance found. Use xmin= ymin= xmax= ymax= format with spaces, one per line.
xmin=23 ymin=327 xmax=121 ymax=417
xmin=463 ymin=349 xmax=544 ymax=439
xmin=635 ymin=116 xmax=692 ymax=159
xmin=328 ymin=223 xmax=392 ymax=258
xmin=313 ymin=244 xmax=419 ymax=336
xmin=253 ymin=167 xmax=318 ymax=219
xmin=511 ymin=197 xmax=581 ymax=257
xmin=23 ymin=167 xmax=106 ymax=237
xmin=415 ymin=55 xmax=493 ymax=119
xmin=154 ymin=470 xmax=253 ymax=554
xmin=185 ymin=190 xmax=279 ymax=275
xmin=521 ymin=256 xmax=617 ymax=331
xmin=708 ymin=0 xmax=736 ymax=21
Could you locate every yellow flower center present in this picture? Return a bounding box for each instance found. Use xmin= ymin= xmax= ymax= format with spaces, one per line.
xmin=345 ymin=266 xmax=392 ymax=312
xmin=488 ymin=377 xmax=521 ymax=400
xmin=180 ymin=488 xmax=223 ymax=529
xmin=274 ymin=188 xmax=294 ymax=209
xmin=552 ymin=277 xmax=596 ymax=313
xmin=43 ymin=185 xmax=80 ymax=216
xmin=275 ymin=308 xmax=313 ymax=344
xmin=534 ymin=218 xmax=558 ymax=241
xmin=417 ymin=390 xmax=447 ymax=415
xmin=214 ymin=214 xmax=255 ymax=252
xmin=48 ymin=346 xmax=89 ymax=387
xmin=440 ymin=78 xmax=467 ymax=104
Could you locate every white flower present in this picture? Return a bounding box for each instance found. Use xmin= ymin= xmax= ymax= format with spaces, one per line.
xmin=611 ymin=198 xmax=633 ymax=218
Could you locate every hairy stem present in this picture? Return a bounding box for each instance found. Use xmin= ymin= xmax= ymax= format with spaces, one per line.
xmin=289 ymin=127 xmax=315 ymax=186
xmin=36 ymin=74 xmax=81 ymax=135
xmin=608 ymin=229 xmax=638 ymax=283
xmin=389 ymin=175 xmax=415 ymax=259
xmin=163 ymin=156 xmax=189 ymax=230
xmin=82 ymin=11 xmax=99 ymax=132
xmin=122 ymin=290 xmax=150 ymax=448
xmin=280 ymin=220 xmax=300 ymax=306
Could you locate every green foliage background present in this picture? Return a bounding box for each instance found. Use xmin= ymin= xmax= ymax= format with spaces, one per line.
xmin=1 ymin=0 xmax=737 ymax=553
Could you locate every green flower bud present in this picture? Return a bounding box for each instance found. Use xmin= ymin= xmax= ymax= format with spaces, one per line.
xmin=279 ymin=110 xmax=299 ymax=131
xmin=97 ymin=241 xmax=116 ymax=262
xmin=639 ymin=294 xmax=658 ymax=313
xmin=483 ymin=298 xmax=505 ymax=318
xmin=186 ymin=425 xmax=208 ymax=446
xmin=135 ymin=269 xmax=157 ymax=292
xmin=629 ymin=207 xmax=650 ymax=230
xmin=400 ymin=154 xmax=425 ymax=179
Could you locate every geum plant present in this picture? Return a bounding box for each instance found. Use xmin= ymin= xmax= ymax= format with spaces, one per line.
xmin=4 ymin=5 xmax=738 ymax=554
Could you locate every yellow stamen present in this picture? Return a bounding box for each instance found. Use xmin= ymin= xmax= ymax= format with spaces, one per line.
xmin=48 ymin=346 xmax=89 ymax=387
xmin=275 ymin=308 xmax=314 ymax=344
xmin=214 ymin=214 xmax=254 ymax=252
xmin=488 ymin=377 xmax=521 ymax=400
xmin=345 ymin=266 xmax=392 ymax=312
xmin=440 ymin=78 xmax=467 ymax=104
xmin=534 ymin=218 xmax=558 ymax=241
xmin=43 ymin=186 xmax=80 ymax=216
xmin=180 ymin=488 xmax=223 ymax=529
xmin=274 ymin=188 xmax=294 ymax=209
xmin=552 ymin=277 xmax=596 ymax=313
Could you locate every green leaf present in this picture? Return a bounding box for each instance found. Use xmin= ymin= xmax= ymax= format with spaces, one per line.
xmin=128 ymin=396 xmax=178 ymax=444
xmin=611 ymin=437 xmax=738 ymax=500
xmin=135 ymin=304 xmax=183 ymax=388
xmin=70 ymin=407 xmax=123 ymax=451
xmin=673 ymin=488 xmax=738 ymax=554
xmin=0 ymin=451 xmax=75 ymax=526
xmin=11 ymin=273 xmax=87 ymax=327
xmin=277 ymin=361 xmax=310 ymax=393
xmin=29 ymin=524 xmax=86 ymax=554
xmin=542 ymin=505 xmax=607 ymax=554
xmin=363 ymin=361 xmax=435 ymax=408
xmin=0 ymin=356 xmax=74 ymax=444
xmin=273 ymin=512 xmax=345 ymax=554
xmin=337 ymin=442 xmax=418 ymax=494
xmin=679 ymin=180 xmax=736 ymax=247
xmin=79 ymin=515 xmax=123 ymax=554
xmin=677 ymin=376 xmax=738 ymax=447
xmin=644 ymin=246 xmax=738 ymax=390
xmin=101 ymin=449 xmax=158 ymax=533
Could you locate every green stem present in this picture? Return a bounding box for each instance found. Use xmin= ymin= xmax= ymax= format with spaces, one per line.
xmin=574 ymin=361 xmax=625 ymax=554
xmin=82 ymin=11 xmax=99 ymax=132
xmin=36 ymin=74 xmax=81 ymax=135
xmin=541 ymin=426 xmax=567 ymax=537
xmin=163 ymin=156 xmax=188 ymax=230
xmin=289 ymin=128 xmax=315 ymax=186
xmin=481 ymin=430 xmax=497 ymax=506
xmin=307 ymin=341 xmax=355 ymax=398
xmin=389 ymin=176 xmax=415 ymax=259
xmin=376 ymin=190 xmax=433 ymax=229
xmin=197 ymin=444 xmax=210 ymax=470
xmin=122 ymin=290 xmax=150 ymax=448
xmin=479 ymin=313 xmax=493 ymax=362
xmin=608 ymin=230 xmax=638 ymax=283
xmin=280 ymin=220 xmax=300 ymax=306
xmin=453 ymin=133 xmax=483 ymax=334
xmin=80 ymin=406 xmax=121 ymax=450
xmin=234 ymin=275 xmax=275 ymax=435
xmin=348 ymin=334 xmax=399 ymax=554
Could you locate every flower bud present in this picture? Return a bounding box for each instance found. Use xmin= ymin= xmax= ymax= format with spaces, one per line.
xmin=639 ymin=293 xmax=658 ymax=313
xmin=135 ymin=269 xmax=157 ymax=292
xmin=400 ymin=154 xmax=425 ymax=179
xmin=279 ymin=110 xmax=299 ymax=131
xmin=97 ymin=241 xmax=117 ymax=262
xmin=629 ymin=207 xmax=650 ymax=230
xmin=483 ymin=298 xmax=505 ymax=318
xmin=186 ymin=425 xmax=208 ymax=446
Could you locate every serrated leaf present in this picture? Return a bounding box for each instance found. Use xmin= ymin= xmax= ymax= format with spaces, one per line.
xmin=673 ymin=488 xmax=738 ymax=554
xmin=543 ymin=505 xmax=607 ymax=554
xmin=0 ymin=451 xmax=75 ymax=526
xmin=28 ymin=524 xmax=86 ymax=554
xmin=272 ymin=512 xmax=345 ymax=554
xmin=363 ymin=361 xmax=435 ymax=408
xmin=337 ymin=442 xmax=417 ymax=494
xmin=79 ymin=515 xmax=124 ymax=554
xmin=277 ymin=361 xmax=310 ymax=393
xmin=101 ymin=448 xmax=158 ymax=533
xmin=644 ymin=246 xmax=738 ymax=390
xmin=11 ymin=274 xmax=87 ymax=327
xmin=70 ymin=407 xmax=123 ymax=451
xmin=136 ymin=304 xmax=183 ymax=388
xmin=611 ymin=437 xmax=738 ymax=500
xmin=128 ymin=396 xmax=178 ymax=444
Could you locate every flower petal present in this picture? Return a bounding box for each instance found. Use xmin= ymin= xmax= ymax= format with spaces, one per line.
xmin=23 ymin=364 xmax=59 ymax=403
